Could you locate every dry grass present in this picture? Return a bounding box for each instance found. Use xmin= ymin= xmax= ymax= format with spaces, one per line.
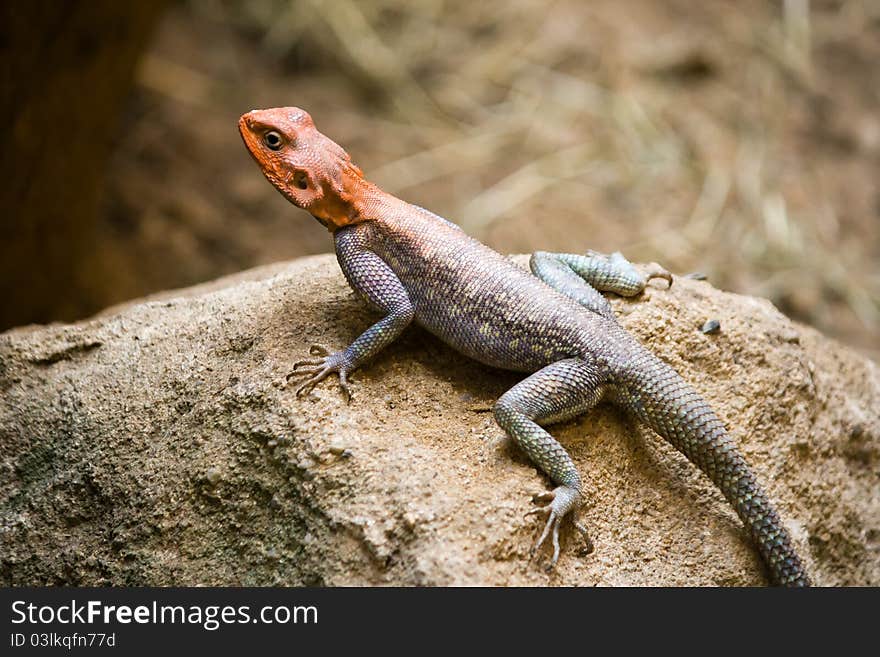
xmin=110 ymin=0 xmax=879 ymax=357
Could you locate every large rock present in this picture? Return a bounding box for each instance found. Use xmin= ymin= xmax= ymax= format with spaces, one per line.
xmin=1 ymin=255 xmax=877 ymax=585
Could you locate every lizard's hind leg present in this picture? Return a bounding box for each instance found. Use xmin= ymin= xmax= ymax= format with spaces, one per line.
xmin=530 ymin=251 xmax=671 ymax=318
xmin=493 ymin=357 xmax=605 ymax=566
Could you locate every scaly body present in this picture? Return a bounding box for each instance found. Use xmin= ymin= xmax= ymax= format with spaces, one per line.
xmin=239 ymin=107 xmax=810 ymax=586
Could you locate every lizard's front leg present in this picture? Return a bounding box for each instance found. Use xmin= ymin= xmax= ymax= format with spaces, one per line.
xmin=290 ymin=225 xmax=414 ymax=400
xmin=493 ymin=357 xmax=605 ymax=566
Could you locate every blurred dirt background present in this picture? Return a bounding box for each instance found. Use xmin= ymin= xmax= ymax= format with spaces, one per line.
xmin=3 ymin=0 xmax=879 ymax=360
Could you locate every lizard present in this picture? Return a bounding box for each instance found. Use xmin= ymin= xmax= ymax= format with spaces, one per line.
xmin=238 ymin=106 xmax=810 ymax=586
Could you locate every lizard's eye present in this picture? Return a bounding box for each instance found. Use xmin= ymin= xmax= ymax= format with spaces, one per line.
xmin=263 ymin=131 xmax=283 ymax=151
xmin=294 ymin=171 xmax=309 ymax=190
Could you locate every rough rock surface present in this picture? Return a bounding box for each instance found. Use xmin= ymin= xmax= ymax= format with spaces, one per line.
xmin=1 ymin=254 xmax=878 ymax=586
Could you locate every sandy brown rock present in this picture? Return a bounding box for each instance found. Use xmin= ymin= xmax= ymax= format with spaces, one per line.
xmin=1 ymin=255 xmax=877 ymax=586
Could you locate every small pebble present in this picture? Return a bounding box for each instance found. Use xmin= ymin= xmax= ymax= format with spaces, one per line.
xmin=700 ymin=319 xmax=721 ymax=334
xmin=205 ymin=467 xmax=222 ymax=486
xmin=328 ymin=438 xmax=349 ymax=456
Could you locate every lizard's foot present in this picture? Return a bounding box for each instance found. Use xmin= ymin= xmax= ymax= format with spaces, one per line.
xmin=286 ymin=344 xmax=353 ymax=402
xmin=526 ymin=485 xmax=592 ymax=568
xmin=601 ymin=251 xmax=672 ymax=291
xmin=573 ymin=250 xmax=672 ymax=295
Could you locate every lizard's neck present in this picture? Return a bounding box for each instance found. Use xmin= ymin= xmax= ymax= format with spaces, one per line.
xmin=316 ymin=168 xmax=398 ymax=233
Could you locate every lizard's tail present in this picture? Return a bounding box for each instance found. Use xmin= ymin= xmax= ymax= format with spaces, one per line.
xmin=613 ymin=350 xmax=810 ymax=586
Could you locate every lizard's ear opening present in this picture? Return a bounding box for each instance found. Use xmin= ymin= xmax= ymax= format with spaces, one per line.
xmin=284 ymin=167 xmax=324 ymax=209
xmin=293 ymin=170 xmax=309 ymax=190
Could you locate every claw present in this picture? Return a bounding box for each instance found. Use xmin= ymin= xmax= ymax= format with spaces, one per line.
xmin=573 ymin=515 xmax=594 ymax=554
xmin=308 ymin=344 xmax=330 ymax=357
xmin=645 ymin=263 xmax=673 ymax=288
xmin=338 ymin=370 xmax=352 ymax=404
xmin=291 ymin=357 xmax=326 ymax=370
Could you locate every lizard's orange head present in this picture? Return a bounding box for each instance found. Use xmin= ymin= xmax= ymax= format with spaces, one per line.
xmin=238 ymin=107 xmax=366 ymax=230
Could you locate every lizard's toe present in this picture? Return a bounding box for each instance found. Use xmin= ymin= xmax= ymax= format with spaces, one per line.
xmin=290 ymin=359 xmax=324 ymax=372
xmin=287 ymin=348 xmax=354 ymax=400
xmin=525 ymin=485 xmax=584 ymax=568
xmin=645 ymin=262 xmax=673 ymax=288
xmin=292 ymin=365 xmax=334 ymax=397
xmin=290 ymin=344 xmax=333 ymax=370
xmin=338 ymin=370 xmax=353 ymax=404
xmin=307 ymin=344 xmax=330 ymax=357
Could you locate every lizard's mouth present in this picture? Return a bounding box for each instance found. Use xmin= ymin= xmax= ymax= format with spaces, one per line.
xmin=238 ymin=114 xmax=260 ymax=158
